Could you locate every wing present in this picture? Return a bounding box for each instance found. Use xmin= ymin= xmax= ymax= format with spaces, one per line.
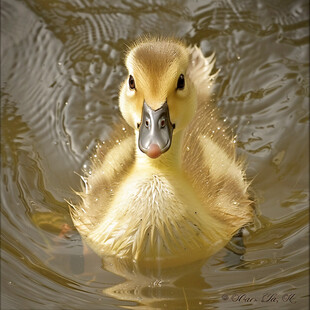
xmin=70 ymin=117 xmax=135 ymax=236
xmin=182 ymin=46 xmax=253 ymax=233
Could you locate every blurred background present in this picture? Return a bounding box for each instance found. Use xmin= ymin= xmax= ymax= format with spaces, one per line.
xmin=1 ymin=0 xmax=309 ymax=309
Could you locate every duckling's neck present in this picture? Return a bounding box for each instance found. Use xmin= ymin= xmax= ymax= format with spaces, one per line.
xmin=135 ymin=130 xmax=184 ymax=171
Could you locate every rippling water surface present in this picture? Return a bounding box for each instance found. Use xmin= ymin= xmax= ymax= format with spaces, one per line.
xmin=1 ymin=0 xmax=309 ymax=309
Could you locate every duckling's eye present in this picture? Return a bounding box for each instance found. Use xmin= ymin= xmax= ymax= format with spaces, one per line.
xmin=176 ymin=74 xmax=185 ymax=90
xmin=128 ymin=75 xmax=136 ymax=90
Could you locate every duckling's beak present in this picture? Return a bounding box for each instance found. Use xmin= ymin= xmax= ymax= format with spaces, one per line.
xmin=138 ymin=101 xmax=174 ymax=159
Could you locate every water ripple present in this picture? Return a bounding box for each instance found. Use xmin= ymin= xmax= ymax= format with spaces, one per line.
xmin=1 ymin=0 xmax=309 ymax=309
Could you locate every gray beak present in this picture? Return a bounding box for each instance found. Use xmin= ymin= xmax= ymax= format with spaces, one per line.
xmin=138 ymin=101 xmax=175 ymax=158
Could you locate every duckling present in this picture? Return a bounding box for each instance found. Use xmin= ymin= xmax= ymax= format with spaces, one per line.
xmin=70 ymin=37 xmax=253 ymax=267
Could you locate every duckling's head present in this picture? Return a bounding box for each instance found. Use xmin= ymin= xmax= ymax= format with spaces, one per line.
xmin=119 ymin=38 xmax=197 ymax=158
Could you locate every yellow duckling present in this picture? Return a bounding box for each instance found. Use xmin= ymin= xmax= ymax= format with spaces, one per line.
xmin=71 ymin=37 xmax=253 ymax=267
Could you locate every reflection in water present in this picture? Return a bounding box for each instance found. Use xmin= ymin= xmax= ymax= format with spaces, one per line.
xmin=1 ymin=0 xmax=309 ymax=309
xmin=101 ymin=232 xmax=249 ymax=309
xmin=102 ymin=257 xmax=211 ymax=309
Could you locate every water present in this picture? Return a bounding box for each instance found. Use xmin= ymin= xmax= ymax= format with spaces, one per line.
xmin=1 ymin=0 xmax=309 ymax=309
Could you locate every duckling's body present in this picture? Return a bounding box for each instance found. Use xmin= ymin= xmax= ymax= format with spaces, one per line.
xmin=71 ymin=38 xmax=253 ymax=266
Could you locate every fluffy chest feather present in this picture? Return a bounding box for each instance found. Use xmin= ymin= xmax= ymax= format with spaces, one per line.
xmin=87 ymin=172 xmax=227 ymax=263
